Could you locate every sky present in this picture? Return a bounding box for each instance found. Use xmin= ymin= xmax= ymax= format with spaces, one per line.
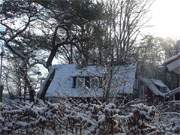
xmin=0 ymin=0 xmax=180 ymax=40
xmin=144 ymin=0 xmax=180 ymax=39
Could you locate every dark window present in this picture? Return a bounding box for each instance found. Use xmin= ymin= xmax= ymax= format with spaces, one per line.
xmin=85 ymin=76 xmax=90 ymax=88
xmin=72 ymin=77 xmax=76 ymax=88
xmin=99 ymin=77 xmax=103 ymax=88
xmin=73 ymin=76 xmax=103 ymax=89
xmin=175 ymin=93 xmax=180 ymax=100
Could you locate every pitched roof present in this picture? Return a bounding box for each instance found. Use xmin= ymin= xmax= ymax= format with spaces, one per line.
xmin=140 ymin=77 xmax=170 ymax=97
xmin=45 ymin=64 xmax=137 ymax=97
xmin=163 ymin=53 xmax=180 ymax=74
xmin=164 ymin=53 xmax=180 ymax=65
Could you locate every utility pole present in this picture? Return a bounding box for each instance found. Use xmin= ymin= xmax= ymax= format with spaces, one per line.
xmin=0 ymin=45 xmax=4 ymax=102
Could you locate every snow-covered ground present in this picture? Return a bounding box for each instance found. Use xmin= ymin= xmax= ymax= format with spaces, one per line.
xmin=0 ymin=99 xmax=180 ymax=135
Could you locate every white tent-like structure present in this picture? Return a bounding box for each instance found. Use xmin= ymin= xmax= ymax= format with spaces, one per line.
xmin=39 ymin=64 xmax=137 ymax=98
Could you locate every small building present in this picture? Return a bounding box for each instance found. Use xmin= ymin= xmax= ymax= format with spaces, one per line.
xmin=39 ymin=64 xmax=137 ymax=98
xmin=163 ymin=53 xmax=180 ymax=100
xmin=139 ymin=77 xmax=170 ymax=104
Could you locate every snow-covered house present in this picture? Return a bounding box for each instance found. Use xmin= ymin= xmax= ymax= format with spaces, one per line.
xmin=39 ymin=64 xmax=137 ymax=98
xmin=139 ymin=77 xmax=170 ymax=104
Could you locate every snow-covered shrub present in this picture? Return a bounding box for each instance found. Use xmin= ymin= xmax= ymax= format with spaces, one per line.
xmin=0 ymin=100 xmax=65 ymax=134
xmin=0 ymin=99 xmax=179 ymax=135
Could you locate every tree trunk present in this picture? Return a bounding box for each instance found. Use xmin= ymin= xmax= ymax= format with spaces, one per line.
xmin=24 ymin=84 xmax=27 ymax=102
xmin=23 ymin=71 xmax=35 ymax=102
xmin=38 ymin=68 xmax=56 ymax=100
xmin=46 ymin=45 xmax=59 ymax=69
xmin=70 ymin=44 xmax=73 ymax=64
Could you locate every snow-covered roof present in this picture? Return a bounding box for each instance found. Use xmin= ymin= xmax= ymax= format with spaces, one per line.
xmin=164 ymin=53 xmax=180 ymax=65
xmin=46 ymin=64 xmax=137 ymax=97
xmin=109 ymin=64 xmax=137 ymax=95
xmin=152 ymin=79 xmax=167 ymax=88
xmin=140 ymin=77 xmax=170 ymax=97
xmin=163 ymin=53 xmax=180 ymax=74
xmin=166 ymin=87 xmax=180 ymax=97
xmin=72 ymin=65 xmax=106 ymax=77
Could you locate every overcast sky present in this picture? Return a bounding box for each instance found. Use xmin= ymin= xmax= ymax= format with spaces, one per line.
xmin=144 ymin=0 xmax=180 ymax=39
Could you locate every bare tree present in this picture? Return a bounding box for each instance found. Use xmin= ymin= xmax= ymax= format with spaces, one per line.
xmin=104 ymin=0 xmax=152 ymax=65
xmin=97 ymin=0 xmax=153 ymax=101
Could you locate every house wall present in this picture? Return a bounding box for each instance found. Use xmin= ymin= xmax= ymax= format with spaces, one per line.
xmin=163 ymin=72 xmax=179 ymax=89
